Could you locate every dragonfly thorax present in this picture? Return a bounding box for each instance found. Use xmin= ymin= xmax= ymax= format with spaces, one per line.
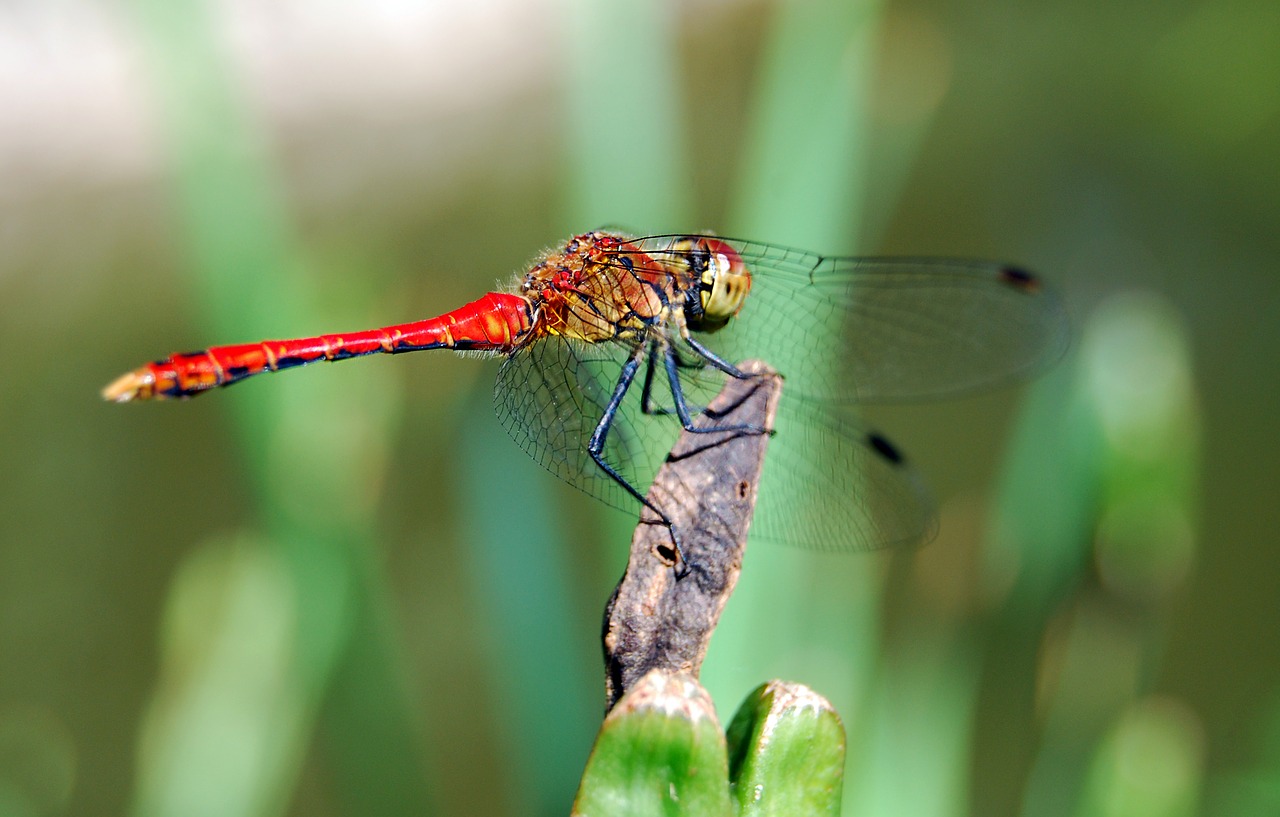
xmin=519 ymin=234 xmax=666 ymax=343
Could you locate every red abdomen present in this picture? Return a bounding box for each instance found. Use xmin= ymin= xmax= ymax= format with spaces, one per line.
xmin=103 ymin=292 xmax=533 ymax=401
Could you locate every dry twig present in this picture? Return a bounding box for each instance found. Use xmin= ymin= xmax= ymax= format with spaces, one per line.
xmin=602 ymin=360 xmax=782 ymax=709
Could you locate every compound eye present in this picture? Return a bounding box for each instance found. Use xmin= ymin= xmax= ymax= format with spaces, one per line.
xmin=701 ymin=249 xmax=752 ymax=321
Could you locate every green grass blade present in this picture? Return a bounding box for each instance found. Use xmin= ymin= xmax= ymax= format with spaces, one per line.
xmin=1073 ymin=698 xmax=1203 ymax=817
xmin=457 ymin=384 xmax=600 ymax=815
xmin=560 ymin=0 xmax=691 ymax=231
xmin=843 ymin=636 xmax=978 ymax=817
xmin=1017 ymin=292 xmax=1202 ymax=817
xmin=728 ymin=0 xmax=884 ymax=245
xmin=125 ymin=0 xmax=428 ymax=812
xmin=131 ymin=535 xmax=302 ymax=817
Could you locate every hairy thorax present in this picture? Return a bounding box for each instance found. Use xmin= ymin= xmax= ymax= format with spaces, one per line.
xmin=520 ymin=232 xmax=675 ymax=344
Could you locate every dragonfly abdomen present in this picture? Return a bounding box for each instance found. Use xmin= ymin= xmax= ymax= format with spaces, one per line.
xmin=102 ymin=292 xmax=533 ymax=401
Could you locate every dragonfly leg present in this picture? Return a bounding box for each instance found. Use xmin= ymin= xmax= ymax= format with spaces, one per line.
xmin=682 ymin=335 xmax=753 ymax=380
xmin=589 ymin=348 xmax=690 ymax=577
xmin=640 ymin=344 xmax=678 ymax=417
xmin=664 ymin=342 xmax=771 ymax=437
xmin=642 ymin=341 xmax=717 ymax=417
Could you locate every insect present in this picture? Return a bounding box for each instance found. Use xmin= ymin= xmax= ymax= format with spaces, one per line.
xmin=105 ymin=231 xmax=1067 ymax=565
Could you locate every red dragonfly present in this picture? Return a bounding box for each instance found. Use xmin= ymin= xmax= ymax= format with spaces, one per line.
xmin=105 ymin=232 xmax=1067 ymax=562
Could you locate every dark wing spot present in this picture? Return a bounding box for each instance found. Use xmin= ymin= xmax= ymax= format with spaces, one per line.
xmin=867 ymin=432 xmax=905 ymax=465
xmin=617 ymin=255 xmax=635 ymax=273
xmin=999 ymin=266 xmax=1041 ymax=293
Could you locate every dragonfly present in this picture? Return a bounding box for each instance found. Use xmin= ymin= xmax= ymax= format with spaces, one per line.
xmin=104 ymin=231 xmax=1067 ymax=565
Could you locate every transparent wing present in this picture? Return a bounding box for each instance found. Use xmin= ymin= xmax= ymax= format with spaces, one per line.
xmin=752 ymin=398 xmax=937 ymax=552
xmin=494 ymin=329 xmax=936 ymax=552
xmin=626 ymin=236 xmax=1070 ymax=403
xmin=494 ymin=333 xmax=682 ymax=516
xmin=491 ymin=232 xmax=1066 ymax=553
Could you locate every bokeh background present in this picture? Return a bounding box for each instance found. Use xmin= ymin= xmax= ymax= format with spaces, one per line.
xmin=1 ymin=0 xmax=1277 ymax=815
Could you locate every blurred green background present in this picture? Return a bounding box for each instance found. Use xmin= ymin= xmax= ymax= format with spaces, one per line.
xmin=1 ymin=0 xmax=1276 ymax=815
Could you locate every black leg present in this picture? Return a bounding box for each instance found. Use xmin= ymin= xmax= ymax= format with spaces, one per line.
xmin=640 ymin=343 xmax=677 ymax=417
xmin=683 ymin=335 xmax=753 ymax=380
xmin=643 ymin=340 xmax=720 ymax=417
xmin=589 ymin=347 xmax=689 ymax=575
xmin=664 ymin=342 xmax=770 ymax=437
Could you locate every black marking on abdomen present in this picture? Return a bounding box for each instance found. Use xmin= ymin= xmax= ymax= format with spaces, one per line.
xmin=274 ymin=356 xmax=309 ymax=371
xmin=393 ymin=340 xmax=445 ymax=352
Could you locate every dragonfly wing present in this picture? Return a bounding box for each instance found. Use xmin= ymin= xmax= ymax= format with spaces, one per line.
xmin=493 ymin=334 xmax=688 ymax=515
xmin=650 ymin=357 xmax=938 ymax=552
xmin=494 ymin=331 xmax=935 ymax=553
xmin=743 ymin=249 xmax=1068 ymax=403
xmin=704 ymin=380 xmax=937 ymax=552
xmin=633 ymin=237 xmax=1069 ymax=403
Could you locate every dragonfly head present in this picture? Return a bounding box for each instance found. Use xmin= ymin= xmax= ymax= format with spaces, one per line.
xmin=683 ymin=237 xmax=752 ymax=332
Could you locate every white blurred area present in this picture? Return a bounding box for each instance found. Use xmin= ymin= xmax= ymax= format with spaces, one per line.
xmin=0 ymin=2 xmax=155 ymax=196
xmin=0 ymin=0 xmax=562 ymax=194
xmin=0 ymin=0 xmax=571 ymax=294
